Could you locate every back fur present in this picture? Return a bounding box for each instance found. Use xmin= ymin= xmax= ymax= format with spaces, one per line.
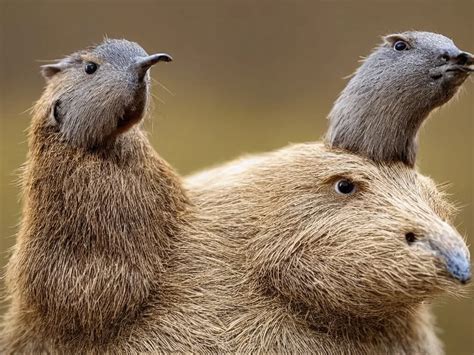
xmin=1 ymin=42 xmax=227 ymax=353
xmin=1 ymin=37 xmax=470 ymax=354
xmin=1 ymin=112 xmax=230 ymax=353
xmin=187 ymin=143 xmax=468 ymax=354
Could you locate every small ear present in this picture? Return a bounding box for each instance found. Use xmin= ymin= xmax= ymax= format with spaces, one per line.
xmin=40 ymin=57 xmax=75 ymax=80
xmin=382 ymin=33 xmax=410 ymax=46
xmin=41 ymin=63 xmax=63 ymax=80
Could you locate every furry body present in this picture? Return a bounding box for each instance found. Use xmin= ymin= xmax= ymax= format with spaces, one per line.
xmin=187 ymin=143 xmax=464 ymax=354
xmin=1 ymin=128 xmax=467 ymax=354
xmin=1 ymin=37 xmax=470 ymax=353
xmin=2 ymin=120 xmax=226 ymax=353
xmin=1 ymin=40 xmax=226 ymax=353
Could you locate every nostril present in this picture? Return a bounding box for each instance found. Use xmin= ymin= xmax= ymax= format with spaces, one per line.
xmin=440 ymin=53 xmax=451 ymax=62
xmin=405 ymin=232 xmax=417 ymax=245
xmin=456 ymin=52 xmax=469 ymax=66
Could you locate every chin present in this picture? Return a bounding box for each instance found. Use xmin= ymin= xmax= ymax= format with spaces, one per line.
xmin=443 ymin=72 xmax=469 ymax=87
xmin=432 ymin=81 xmax=465 ymax=107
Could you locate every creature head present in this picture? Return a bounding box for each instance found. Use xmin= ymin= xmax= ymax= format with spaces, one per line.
xmin=327 ymin=31 xmax=473 ymax=166
xmin=36 ymin=39 xmax=171 ymax=149
xmin=246 ymin=145 xmax=470 ymax=319
xmin=367 ymin=31 xmax=473 ymax=107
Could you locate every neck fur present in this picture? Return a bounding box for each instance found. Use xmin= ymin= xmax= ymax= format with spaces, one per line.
xmin=326 ymin=70 xmax=432 ymax=167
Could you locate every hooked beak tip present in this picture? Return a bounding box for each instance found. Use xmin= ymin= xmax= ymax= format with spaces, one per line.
xmin=465 ymin=52 xmax=474 ymax=66
xmin=158 ymin=54 xmax=173 ymax=62
xmin=133 ymin=53 xmax=173 ymax=78
xmin=449 ymin=260 xmax=471 ymax=284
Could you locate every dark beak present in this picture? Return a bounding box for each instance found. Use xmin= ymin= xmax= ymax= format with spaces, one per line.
xmin=458 ymin=51 xmax=474 ymax=66
xmin=133 ymin=53 xmax=173 ymax=80
xmin=448 ymin=51 xmax=474 ymax=72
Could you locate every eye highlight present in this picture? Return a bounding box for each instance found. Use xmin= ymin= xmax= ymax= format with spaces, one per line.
xmin=334 ymin=179 xmax=357 ymax=195
xmin=84 ymin=62 xmax=98 ymax=74
xmin=393 ymin=40 xmax=409 ymax=51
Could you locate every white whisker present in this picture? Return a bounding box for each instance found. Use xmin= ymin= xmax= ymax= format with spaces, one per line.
xmin=151 ymin=78 xmax=175 ymax=96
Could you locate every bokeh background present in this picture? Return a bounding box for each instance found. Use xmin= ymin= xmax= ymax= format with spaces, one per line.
xmin=0 ymin=0 xmax=472 ymax=352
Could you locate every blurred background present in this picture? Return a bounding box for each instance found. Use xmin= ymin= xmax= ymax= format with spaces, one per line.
xmin=0 ymin=0 xmax=472 ymax=352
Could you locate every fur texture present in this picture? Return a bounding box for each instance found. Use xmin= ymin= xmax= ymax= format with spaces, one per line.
xmin=327 ymin=31 xmax=473 ymax=167
xmin=1 ymin=39 xmax=226 ymax=353
xmin=187 ymin=143 xmax=470 ymax=354
xmin=1 ymin=37 xmax=471 ymax=354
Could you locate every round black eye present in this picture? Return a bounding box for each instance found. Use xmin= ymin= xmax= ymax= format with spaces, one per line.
xmin=394 ymin=41 xmax=409 ymax=51
xmin=405 ymin=232 xmax=417 ymax=244
xmin=335 ymin=179 xmax=356 ymax=195
xmin=84 ymin=62 xmax=98 ymax=74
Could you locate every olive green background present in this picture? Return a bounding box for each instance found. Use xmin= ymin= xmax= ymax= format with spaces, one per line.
xmin=0 ymin=0 xmax=472 ymax=353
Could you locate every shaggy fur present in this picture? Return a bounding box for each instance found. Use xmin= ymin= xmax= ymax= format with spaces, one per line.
xmin=186 ymin=143 xmax=470 ymax=354
xmin=1 ymin=37 xmax=471 ymax=354
xmin=327 ymin=31 xmax=473 ymax=166
xmin=0 ymin=40 xmax=227 ymax=353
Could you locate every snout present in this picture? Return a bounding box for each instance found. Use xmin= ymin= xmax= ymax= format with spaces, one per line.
xmin=437 ymin=249 xmax=472 ymax=284
xmin=439 ymin=51 xmax=474 ymax=67
xmin=455 ymin=51 xmax=474 ymax=66
xmin=430 ymin=50 xmax=474 ymax=80
xmin=132 ymin=53 xmax=173 ymax=81
xmin=116 ymin=53 xmax=173 ymax=131
xmin=412 ymin=222 xmax=471 ymax=284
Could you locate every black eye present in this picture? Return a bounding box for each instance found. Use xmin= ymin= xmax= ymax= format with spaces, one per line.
xmin=84 ymin=62 xmax=98 ymax=74
xmin=393 ymin=40 xmax=409 ymax=51
xmin=53 ymin=100 xmax=62 ymax=124
xmin=335 ymin=179 xmax=356 ymax=195
xmin=405 ymin=232 xmax=417 ymax=245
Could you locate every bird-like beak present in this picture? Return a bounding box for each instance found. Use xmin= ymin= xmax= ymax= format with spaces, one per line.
xmin=423 ymin=222 xmax=471 ymax=284
xmin=133 ymin=53 xmax=173 ymax=81
xmin=462 ymin=51 xmax=474 ymax=67
xmin=445 ymin=51 xmax=474 ymax=73
xmin=430 ymin=50 xmax=474 ymax=79
xmin=117 ymin=53 xmax=172 ymax=130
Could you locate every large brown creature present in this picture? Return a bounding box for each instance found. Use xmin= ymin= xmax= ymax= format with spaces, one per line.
xmin=2 ymin=35 xmax=471 ymax=354
xmin=186 ymin=143 xmax=470 ymax=353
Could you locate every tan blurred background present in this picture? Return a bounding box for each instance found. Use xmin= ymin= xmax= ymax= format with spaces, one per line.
xmin=0 ymin=0 xmax=472 ymax=352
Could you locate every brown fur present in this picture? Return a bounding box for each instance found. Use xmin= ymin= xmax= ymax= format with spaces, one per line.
xmin=187 ymin=143 xmax=468 ymax=354
xmin=1 ymin=66 xmax=227 ymax=353
xmin=1 ymin=38 xmax=470 ymax=353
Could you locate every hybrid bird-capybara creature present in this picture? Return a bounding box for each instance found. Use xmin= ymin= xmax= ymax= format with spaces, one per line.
xmin=186 ymin=31 xmax=472 ymax=353
xmin=1 ymin=32 xmax=472 ymax=354
xmin=327 ymin=31 xmax=473 ymax=166
xmin=187 ymin=143 xmax=470 ymax=353
xmin=0 ymin=39 xmax=226 ymax=353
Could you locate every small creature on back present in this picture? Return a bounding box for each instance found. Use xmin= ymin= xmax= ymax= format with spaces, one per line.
xmin=327 ymin=31 xmax=473 ymax=166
